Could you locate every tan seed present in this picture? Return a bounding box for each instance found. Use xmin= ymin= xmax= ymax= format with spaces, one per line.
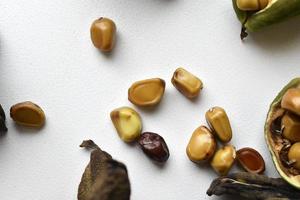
xmin=110 ymin=107 xmax=142 ymax=142
xmin=90 ymin=17 xmax=116 ymax=52
xmin=171 ymin=68 xmax=203 ymax=99
xmin=128 ymin=78 xmax=165 ymax=107
xmin=288 ymin=142 xmax=300 ymax=170
xmin=10 ymin=101 xmax=45 ymax=127
xmin=211 ymin=145 xmax=236 ymax=176
xmin=282 ymin=112 xmax=300 ymax=143
xmin=281 ymin=88 xmax=300 ymax=116
xmin=237 ymin=0 xmax=269 ymax=11
xmin=186 ymin=126 xmax=216 ymax=163
xmin=205 ymin=106 xmax=232 ymax=143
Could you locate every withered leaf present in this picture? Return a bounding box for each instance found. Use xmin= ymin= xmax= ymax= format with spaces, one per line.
xmin=78 ymin=140 xmax=131 ymax=200
xmin=207 ymin=172 xmax=300 ymax=200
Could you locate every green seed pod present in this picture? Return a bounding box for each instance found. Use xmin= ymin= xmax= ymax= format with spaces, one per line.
xmin=232 ymin=0 xmax=300 ymax=39
xmin=265 ymin=78 xmax=300 ymax=189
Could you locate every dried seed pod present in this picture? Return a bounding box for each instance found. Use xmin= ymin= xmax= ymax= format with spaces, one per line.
xmin=237 ymin=0 xmax=269 ymax=11
xmin=211 ymin=145 xmax=236 ymax=176
xmin=110 ymin=107 xmax=142 ymax=142
xmin=78 ymin=140 xmax=131 ymax=200
xmin=237 ymin=147 xmax=265 ymax=174
xmin=281 ymin=88 xmax=300 ymax=116
xmin=138 ymin=132 xmax=170 ymax=163
xmin=205 ymin=106 xmax=232 ymax=143
xmin=10 ymin=101 xmax=45 ymax=127
xmin=281 ymin=112 xmax=300 ymax=143
xmin=128 ymin=78 xmax=165 ymax=107
xmin=207 ymin=172 xmax=300 ymax=199
xmin=171 ymin=68 xmax=203 ymax=99
xmin=0 ymin=104 xmax=7 ymax=132
xmin=288 ymin=142 xmax=300 ymax=170
xmin=186 ymin=126 xmax=216 ymax=163
xmin=90 ymin=17 xmax=116 ymax=52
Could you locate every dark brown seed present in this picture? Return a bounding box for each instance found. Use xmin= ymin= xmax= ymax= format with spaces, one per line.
xmin=237 ymin=147 xmax=265 ymax=174
xmin=78 ymin=140 xmax=131 ymax=200
xmin=138 ymin=132 xmax=170 ymax=163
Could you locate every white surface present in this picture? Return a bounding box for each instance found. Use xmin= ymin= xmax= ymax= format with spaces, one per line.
xmin=1 ymin=0 xmax=300 ymax=199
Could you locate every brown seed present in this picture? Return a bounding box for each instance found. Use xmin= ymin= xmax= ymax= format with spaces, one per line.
xmin=282 ymin=112 xmax=300 ymax=143
xmin=171 ymin=68 xmax=203 ymax=99
xmin=10 ymin=101 xmax=45 ymax=127
xmin=281 ymin=88 xmax=300 ymax=116
xmin=211 ymin=145 xmax=236 ymax=176
xmin=205 ymin=106 xmax=232 ymax=143
xmin=90 ymin=17 xmax=116 ymax=52
xmin=128 ymin=78 xmax=165 ymax=107
xmin=237 ymin=147 xmax=265 ymax=174
xmin=186 ymin=126 xmax=216 ymax=163
xmin=138 ymin=132 xmax=169 ymax=163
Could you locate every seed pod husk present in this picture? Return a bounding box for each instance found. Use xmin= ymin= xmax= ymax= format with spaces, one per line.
xmin=237 ymin=147 xmax=265 ymax=174
xmin=78 ymin=140 xmax=131 ymax=200
xmin=128 ymin=78 xmax=165 ymax=107
xmin=0 ymin=104 xmax=7 ymax=132
xmin=205 ymin=106 xmax=232 ymax=143
xmin=265 ymin=78 xmax=300 ymax=189
xmin=232 ymin=0 xmax=300 ymax=39
xmin=207 ymin=172 xmax=300 ymax=200
xmin=10 ymin=101 xmax=45 ymax=127
xmin=90 ymin=17 xmax=116 ymax=52
xmin=186 ymin=126 xmax=216 ymax=163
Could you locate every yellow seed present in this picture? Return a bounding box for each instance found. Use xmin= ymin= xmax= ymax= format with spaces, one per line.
xmin=171 ymin=68 xmax=203 ymax=99
xmin=288 ymin=142 xmax=300 ymax=170
xmin=211 ymin=145 xmax=236 ymax=176
xmin=128 ymin=78 xmax=165 ymax=107
xmin=10 ymin=101 xmax=45 ymax=127
xmin=282 ymin=113 xmax=300 ymax=143
xmin=110 ymin=107 xmax=142 ymax=142
xmin=237 ymin=0 xmax=269 ymax=11
xmin=90 ymin=17 xmax=116 ymax=52
xmin=186 ymin=126 xmax=216 ymax=163
xmin=205 ymin=107 xmax=232 ymax=143
xmin=281 ymin=88 xmax=300 ymax=116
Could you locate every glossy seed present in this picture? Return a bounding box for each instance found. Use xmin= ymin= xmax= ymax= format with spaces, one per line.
xmin=90 ymin=17 xmax=116 ymax=52
xmin=186 ymin=126 xmax=216 ymax=163
xmin=171 ymin=68 xmax=203 ymax=99
xmin=237 ymin=147 xmax=265 ymax=174
xmin=110 ymin=107 xmax=142 ymax=142
xmin=237 ymin=0 xmax=269 ymax=11
xmin=205 ymin=106 xmax=232 ymax=143
xmin=288 ymin=142 xmax=300 ymax=170
xmin=138 ymin=132 xmax=169 ymax=163
xmin=282 ymin=112 xmax=300 ymax=143
xmin=128 ymin=78 xmax=165 ymax=107
xmin=10 ymin=101 xmax=45 ymax=127
xmin=281 ymin=88 xmax=300 ymax=116
xmin=211 ymin=145 xmax=236 ymax=176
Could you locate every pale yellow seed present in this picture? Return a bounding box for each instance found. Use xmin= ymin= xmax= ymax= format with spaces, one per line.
xmin=171 ymin=68 xmax=203 ymax=99
xmin=128 ymin=78 xmax=165 ymax=107
xmin=211 ymin=145 xmax=236 ymax=176
xmin=205 ymin=106 xmax=232 ymax=143
xmin=186 ymin=126 xmax=216 ymax=163
xmin=110 ymin=107 xmax=142 ymax=142
xmin=10 ymin=101 xmax=45 ymax=127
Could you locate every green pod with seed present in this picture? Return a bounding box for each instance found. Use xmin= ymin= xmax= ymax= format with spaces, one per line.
xmin=265 ymin=78 xmax=300 ymax=189
xmin=232 ymin=0 xmax=300 ymax=38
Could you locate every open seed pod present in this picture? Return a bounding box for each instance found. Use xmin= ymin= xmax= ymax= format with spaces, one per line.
xmin=232 ymin=0 xmax=300 ymax=39
xmin=265 ymin=78 xmax=300 ymax=189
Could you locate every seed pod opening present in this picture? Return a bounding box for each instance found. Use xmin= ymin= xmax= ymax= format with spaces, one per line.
xmin=128 ymin=78 xmax=165 ymax=107
xmin=110 ymin=107 xmax=142 ymax=142
xmin=237 ymin=147 xmax=265 ymax=174
xmin=90 ymin=17 xmax=116 ymax=52
xmin=186 ymin=126 xmax=216 ymax=163
xmin=205 ymin=107 xmax=232 ymax=143
xmin=265 ymin=78 xmax=300 ymax=189
xmin=10 ymin=101 xmax=45 ymax=127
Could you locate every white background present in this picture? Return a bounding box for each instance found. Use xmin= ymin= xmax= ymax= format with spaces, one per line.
xmin=1 ymin=0 xmax=300 ymax=199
